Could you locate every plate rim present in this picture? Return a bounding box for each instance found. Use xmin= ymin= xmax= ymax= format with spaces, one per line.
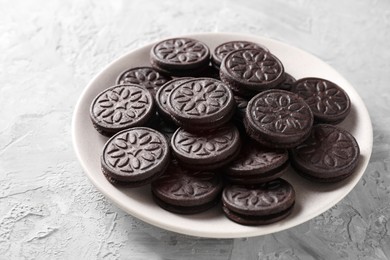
xmin=72 ymin=32 xmax=373 ymax=238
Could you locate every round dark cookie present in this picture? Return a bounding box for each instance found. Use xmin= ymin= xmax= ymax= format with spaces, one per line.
xmin=150 ymin=37 xmax=210 ymax=75
xmin=151 ymin=160 xmax=223 ymax=214
xmin=101 ymin=127 xmax=170 ymax=186
xmin=90 ymin=85 xmax=155 ymax=137
xmin=116 ymin=67 xmax=171 ymax=97
xmin=171 ymin=124 xmax=241 ymax=170
xmin=222 ymin=179 xmax=295 ymax=225
xmin=224 ymin=141 xmax=289 ymax=184
xmin=220 ymin=48 xmax=285 ymax=97
xmin=291 ymin=77 xmax=351 ymax=124
xmin=233 ymin=95 xmax=249 ymax=120
xmin=290 ymin=124 xmax=360 ymax=182
xmin=212 ymin=40 xmax=269 ymax=68
xmin=244 ymin=89 xmax=313 ymax=148
xmin=166 ymin=78 xmax=235 ymax=131
xmin=155 ymin=78 xmax=193 ymax=121
xmin=276 ymin=73 xmax=296 ymax=91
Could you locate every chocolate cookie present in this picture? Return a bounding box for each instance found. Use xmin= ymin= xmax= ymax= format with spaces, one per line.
xmin=101 ymin=127 xmax=170 ymax=187
xmin=222 ymin=179 xmax=295 ymax=225
xmin=116 ymin=67 xmax=171 ymax=97
xmin=155 ymin=78 xmax=193 ymax=122
xmin=233 ymin=95 xmax=249 ymax=120
xmin=90 ymin=85 xmax=155 ymax=137
xmin=212 ymin=40 xmax=269 ymax=68
xmin=150 ymin=38 xmax=210 ymax=76
xmin=166 ymin=78 xmax=235 ymax=131
xmin=276 ymin=73 xmax=296 ymax=91
xmin=291 ymin=77 xmax=351 ymax=124
xmin=224 ymin=141 xmax=289 ymax=184
xmin=151 ymin=160 xmax=223 ymax=214
xmin=220 ymin=48 xmax=285 ymax=97
xmin=171 ymin=124 xmax=241 ymax=170
xmin=244 ymin=89 xmax=313 ymax=148
xmin=290 ymin=124 xmax=360 ymax=182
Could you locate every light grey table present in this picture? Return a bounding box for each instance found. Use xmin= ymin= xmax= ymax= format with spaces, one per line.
xmin=1 ymin=0 xmax=389 ymax=259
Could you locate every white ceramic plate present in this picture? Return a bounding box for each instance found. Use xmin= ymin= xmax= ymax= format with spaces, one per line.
xmin=72 ymin=33 xmax=373 ymax=238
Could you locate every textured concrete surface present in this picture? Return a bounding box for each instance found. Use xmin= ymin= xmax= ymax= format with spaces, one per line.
xmin=1 ymin=0 xmax=389 ymax=259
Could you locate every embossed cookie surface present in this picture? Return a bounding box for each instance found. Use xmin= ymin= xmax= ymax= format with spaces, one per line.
xmin=151 ymin=38 xmax=210 ymax=70
xmin=222 ymin=179 xmax=295 ymax=225
xmin=101 ymin=127 xmax=170 ymax=185
xmin=90 ymin=85 xmax=155 ymax=136
xmin=245 ymin=89 xmax=313 ymax=148
xmin=116 ymin=67 xmax=171 ymax=97
xmin=171 ymin=125 xmax=241 ymax=170
xmin=155 ymin=78 xmax=192 ymax=120
xmin=167 ymin=78 xmax=235 ymax=130
xmin=220 ymin=48 xmax=285 ymax=95
xmin=152 ymin=161 xmax=223 ymax=212
xmin=212 ymin=41 xmax=269 ymax=67
xmin=225 ymin=141 xmax=288 ymax=184
xmin=291 ymin=77 xmax=351 ymax=124
xmin=290 ymin=124 xmax=360 ymax=182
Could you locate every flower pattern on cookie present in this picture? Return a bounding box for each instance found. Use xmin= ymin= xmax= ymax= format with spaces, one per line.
xmin=172 ymin=126 xmax=237 ymax=158
xmin=156 ymin=78 xmax=191 ymax=111
xmin=225 ymin=49 xmax=283 ymax=83
xmin=250 ymin=91 xmax=312 ymax=134
xmin=294 ymin=78 xmax=349 ymax=116
xmin=155 ymin=164 xmax=219 ymax=198
xmin=224 ymin=180 xmax=290 ymax=210
xmin=214 ymin=41 xmax=268 ymax=63
xmin=169 ymin=79 xmax=230 ymax=117
xmin=229 ymin=143 xmax=287 ymax=171
xmin=153 ymin=38 xmax=209 ymax=64
xmin=294 ymin=125 xmax=358 ymax=169
xmin=104 ymin=129 xmax=166 ymax=174
xmin=92 ymin=85 xmax=152 ymax=126
xmin=117 ymin=67 xmax=170 ymax=96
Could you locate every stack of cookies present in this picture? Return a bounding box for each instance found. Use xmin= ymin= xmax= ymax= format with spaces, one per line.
xmin=89 ymin=37 xmax=360 ymax=226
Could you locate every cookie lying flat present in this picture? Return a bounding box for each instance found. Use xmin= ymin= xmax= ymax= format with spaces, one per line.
xmin=244 ymin=89 xmax=313 ymax=148
xmin=220 ymin=48 xmax=285 ymax=97
xmin=291 ymin=77 xmax=351 ymax=124
xmin=222 ymin=179 xmax=295 ymax=225
xmin=116 ymin=67 xmax=171 ymax=97
xmin=90 ymin=85 xmax=155 ymax=137
xmin=166 ymin=78 xmax=235 ymax=131
xmin=290 ymin=124 xmax=360 ymax=182
xmin=152 ymin=160 xmax=223 ymax=214
xmin=212 ymin=41 xmax=269 ymax=69
xmin=101 ymin=127 xmax=170 ymax=187
xmin=224 ymin=141 xmax=289 ymax=185
xmin=171 ymin=124 xmax=241 ymax=170
xmin=150 ymin=37 xmax=210 ymax=76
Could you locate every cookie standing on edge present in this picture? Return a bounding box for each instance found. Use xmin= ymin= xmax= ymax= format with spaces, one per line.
xmin=244 ymin=89 xmax=313 ymax=148
xmin=222 ymin=179 xmax=295 ymax=225
xmin=90 ymin=84 xmax=155 ymax=137
xmin=291 ymin=77 xmax=351 ymax=124
xmin=290 ymin=124 xmax=360 ymax=182
xmin=224 ymin=141 xmax=289 ymax=185
xmin=171 ymin=124 xmax=241 ymax=170
xmin=155 ymin=78 xmax=193 ymax=122
xmin=152 ymin=161 xmax=223 ymax=214
xmin=166 ymin=78 xmax=235 ymax=131
xmin=101 ymin=127 xmax=170 ymax=187
xmin=220 ymin=48 xmax=285 ymax=97
xmin=116 ymin=67 xmax=171 ymax=97
xmin=150 ymin=37 xmax=210 ymax=76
